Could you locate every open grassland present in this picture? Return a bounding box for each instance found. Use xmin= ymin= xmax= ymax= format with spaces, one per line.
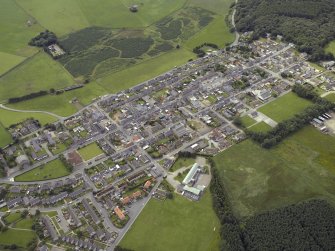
xmin=258 ymin=92 xmax=312 ymax=122
xmin=249 ymin=121 xmax=272 ymax=132
xmin=15 ymin=159 xmax=70 ymax=181
xmin=0 ymin=124 xmax=12 ymax=148
xmin=120 ymin=192 xmax=221 ymax=251
xmin=0 ymin=0 xmax=41 ymax=56
xmin=213 ymin=126 xmax=335 ymax=218
xmin=0 ymin=52 xmax=75 ymax=102
xmin=188 ymin=0 xmax=234 ymax=14
xmin=0 ymin=229 xmax=36 ymax=248
xmin=0 ymin=108 xmax=57 ymax=127
xmin=325 ymin=93 xmax=335 ymax=103
xmin=325 ymin=41 xmax=335 ymax=56
xmin=170 ymin=157 xmax=196 ymax=172
xmin=240 ymin=115 xmax=257 ymax=128
xmin=78 ymin=143 xmax=104 ymax=161
xmin=0 ymin=52 xmax=25 ymax=76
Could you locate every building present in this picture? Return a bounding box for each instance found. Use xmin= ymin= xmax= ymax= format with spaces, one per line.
xmin=114 ymin=206 xmax=125 ymax=220
xmin=182 ymin=185 xmax=202 ymax=201
xmin=42 ymin=216 xmax=59 ymax=241
xmin=182 ymin=163 xmax=200 ymax=185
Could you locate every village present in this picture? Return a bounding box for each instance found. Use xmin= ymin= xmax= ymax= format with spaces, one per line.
xmin=0 ymin=37 xmax=335 ymax=251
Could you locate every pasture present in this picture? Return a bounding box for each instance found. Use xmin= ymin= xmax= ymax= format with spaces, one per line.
xmin=258 ymin=92 xmax=312 ymax=122
xmin=0 ymin=52 xmax=25 ymax=76
xmin=14 ymin=159 xmax=71 ymax=181
xmin=0 ymin=52 xmax=76 ymax=102
xmin=78 ymin=143 xmax=104 ymax=161
xmin=249 ymin=121 xmax=272 ymax=132
xmin=0 ymin=108 xmax=57 ymax=127
xmin=213 ymin=126 xmax=335 ymax=218
xmin=120 ymin=192 xmax=221 ymax=251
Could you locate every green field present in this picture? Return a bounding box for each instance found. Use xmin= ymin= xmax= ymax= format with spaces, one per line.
xmin=258 ymin=92 xmax=312 ymax=122
xmin=0 ymin=52 xmax=76 ymax=102
xmin=14 ymin=218 xmax=34 ymax=230
xmin=170 ymin=157 xmax=196 ymax=172
xmin=4 ymin=212 xmax=21 ymax=224
xmin=249 ymin=121 xmax=272 ymax=132
xmin=213 ymin=126 xmax=335 ymax=218
xmin=325 ymin=93 xmax=335 ymax=103
xmin=0 ymin=123 xmax=12 ymax=148
xmin=15 ymin=159 xmax=71 ymax=181
xmin=78 ymin=143 xmax=104 ymax=161
xmin=120 ymin=192 xmax=220 ymax=251
xmin=325 ymin=40 xmax=335 ymax=56
xmin=0 ymin=108 xmax=57 ymax=127
xmin=0 ymin=229 xmax=36 ymax=248
xmin=0 ymin=52 xmax=25 ymax=76
xmin=240 ymin=115 xmax=257 ymax=128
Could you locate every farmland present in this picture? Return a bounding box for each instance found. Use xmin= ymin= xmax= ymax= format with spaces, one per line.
xmin=213 ymin=126 xmax=335 ymax=218
xmin=120 ymin=192 xmax=221 ymax=251
xmin=14 ymin=159 xmax=71 ymax=181
xmin=78 ymin=143 xmax=104 ymax=161
xmin=258 ymin=92 xmax=312 ymax=122
xmin=0 ymin=52 xmax=25 ymax=76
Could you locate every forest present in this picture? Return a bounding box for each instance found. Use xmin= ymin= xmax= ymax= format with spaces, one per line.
xmin=235 ymin=0 xmax=335 ymax=61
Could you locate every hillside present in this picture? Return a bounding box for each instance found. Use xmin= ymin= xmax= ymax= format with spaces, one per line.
xmin=235 ymin=0 xmax=335 ymax=61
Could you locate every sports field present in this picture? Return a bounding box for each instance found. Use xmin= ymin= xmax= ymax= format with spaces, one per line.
xmin=249 ymin=121 xmax=272 ymax=132
xmin=258 ymin=92 xmax=312 ymax=122
xmin=0 ymin=108 xmax=57 ymax=127
xmin=78 ymin=143 xmax=104 ymax=161
xmin=15 ymin=159 xmax=71 ymax=181
xmin=120 ymin=192 xmax=221 ymax=251
xmin=213 ymin=126 xmax=335 ymax=218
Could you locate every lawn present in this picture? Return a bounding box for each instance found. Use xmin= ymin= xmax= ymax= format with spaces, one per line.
xmin=0 ymin=229 xmax=36 ymax=248
xmin=240 ymin=115 xmax=257 ymax=128
xmin=258 ymin=92 xmax=312 ymax=122
xmin=78 ymin=143 xmax=104 ymax=161
xmin=213 ymin=126 xmax=335 ymax=218
xmin=325 ymin=93 xmax=335 ymax=103
xmin=325 ymin=40 xmax=335 ymax=56
xmin=0 ymin=51 xmax=25 ymax=76
xmin=0 ymin=124 xmax=12 ymax=148
xmin=4 ymin=212 xmax=22 ymax=224
xmin=42 ymin=211 xmax=58 ymax=218
xmin=249 ymin=121 xmax=272 ymax=132
xmin=0 ymin=0 xmax=42 ymax=56
xmin=170 ymin=157 xmax=196 ymax=172
xmin=14 ymin=218 xmax=34 ymax=230
xmin=120 ymin=192 xmax=221 ymax=251
xmin=0 ymin=108 xmax=57 ymax=127
xmin=14 ymin=159 xmax=71 ymax=181
xmin=0 ymin=52 xmax=76 ymax=102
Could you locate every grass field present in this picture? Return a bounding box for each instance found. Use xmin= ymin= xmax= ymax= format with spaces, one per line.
xmin=0 ymin=124 xmax=12 ymax=148
xmin=325 ymin=40 xmax=335 ymax=56
xmin=170 ymin=157 xmax=196 ymax=172
xmin=325 ymin=93 xmax=335 ymax=103
xmin=249 ymin=121 xmax=272 ymax=132
xmin=4 ymin=212 xmax=21 ymax=224
xmin=213 ymin=126 xmax=335 ymax=218
xmin=240 ymin=115 xmax=257 ymax=128
xmin=0 ymin=108 xmax=57 ymax=127
xmin=0 ymin=229 xmax=36 ymax=248
xmin=0 ymin=52 xmax=76 ymax=102
xmin=0 ymin=0 xmax=42 ymax=56
xmin=0 ymin=52 xmax=25 ymax=76
xmin=120 ymin=192 xmax=220 ymax=251
xmin=78 ymin=143 xmax=104 ymax=161
xmin=258 ymin=92 xmax=312 ymax=122
xmin=15 ymin=159 xmax=70 ymax=181
xmin=14 ymin=218 xmax=34 ymax=230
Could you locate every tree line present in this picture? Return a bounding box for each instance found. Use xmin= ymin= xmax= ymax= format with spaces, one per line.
xmin=235 ymin=0 xmax=335 ymax=61
xmin=193 ymin=43 xmax=219 ymax=57
xmin=29 ymin=30 xmax=58 ymax=48
xmin=246 ymin=85 xmax=335 ymax=148
xmin=8 ymin=90 xmax=48 ymax=104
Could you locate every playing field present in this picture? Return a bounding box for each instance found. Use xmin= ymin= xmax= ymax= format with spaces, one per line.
xmin=0 ymin=229 xmax=36 ymax=248
xmin=0 ymin=52 xmax=76 ymax=102
xmin=120 ymin=192 xmax=221 ymax=251
xmin=15 ymin=159 xmax=71 ymax=181
xmin=0 ymin=124 xmax=12 ymax=148
xmin=0 ymin=108 xmax=57 ymax=127
xmin=325 ymin=40 xmax=335 ymax=56
xmin=249 ymin=121 xmax=272 ymax=132
xmin=258 ymin=92 xmax=312 ymax=122
xmin=78 ymin=143 xmax=104 ymax=161
xmin=0 ymin=52 xmax=25 ymax=76
xmin=213 ymin=126 xmax=335 ymax=218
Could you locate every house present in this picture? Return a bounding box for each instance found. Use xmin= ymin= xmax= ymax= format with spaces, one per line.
xmin=82 ymin=199 xmax=100 ymax=224
xmin=42 ymin=216 xmax=59 ymax=241
xmin=258 ymin=90 xmax=272 ymax=101
xmin=114 ymin=206 xmax=125 ymax=220
xmin=144 ymin=180 xmax=151 ymax=189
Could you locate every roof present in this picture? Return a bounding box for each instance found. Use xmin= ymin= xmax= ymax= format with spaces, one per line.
xmin=114 ymin=206 xmax=125 ymax=220
xmin=182 ymin=163 xmax=199 ymax=185
xmin=183 ymin=185 xmax=201 ymax=196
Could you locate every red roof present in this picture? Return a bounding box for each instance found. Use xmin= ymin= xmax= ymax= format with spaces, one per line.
xmin=144 ymin=180 xmax=151 ymax=189
xmin=114 ymin=206 xmax=125 ymax=220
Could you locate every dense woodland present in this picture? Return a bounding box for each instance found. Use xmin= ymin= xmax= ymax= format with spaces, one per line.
xmin=210 ymin=160 xmax=335 ymax=250
xmin=235 ymin=0 xmax=335 ymax=61
xmin=29 ymin=30 xmax=58 ymax=48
